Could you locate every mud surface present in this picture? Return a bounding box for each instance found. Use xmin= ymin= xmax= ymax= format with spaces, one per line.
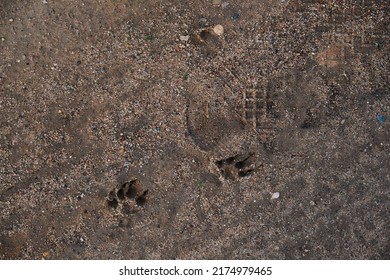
xmin=0 ymin=0 xmax=389 ymax=259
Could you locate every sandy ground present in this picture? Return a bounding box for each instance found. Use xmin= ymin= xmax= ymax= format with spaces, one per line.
xmin=0 ymin=0 xmax=389 ymax=259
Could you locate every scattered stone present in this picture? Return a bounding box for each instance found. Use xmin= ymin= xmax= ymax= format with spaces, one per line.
xmin=271 ymin=192 xmax=280 ymax=199
xmin=212 ymin=0 xmax=221 ymax=5
xmin=232 ymin=13 xmax=240 ymax=21
xmin=213 ymin=24 xmax=224 ymax=36
xmin=376 ymin=114 xmax=385 ymax=124
xmin=180 ymin=35 xmax=190 ymax=42
xmin=199 ymin=17 xmax=208 ymax=27
xmin=9 ymin=18 xmax=14 ymax=22
xmin=222 ymin=2 xmax=229 ymax=8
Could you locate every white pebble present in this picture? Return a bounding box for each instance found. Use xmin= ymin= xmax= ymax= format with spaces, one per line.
xmin=213 ymin=24 xmax=224 ymax=36
xmin=271 ymin=192 xmax=280 ymax=199
xmin=180 ymin=35 xmax=190 ymax=42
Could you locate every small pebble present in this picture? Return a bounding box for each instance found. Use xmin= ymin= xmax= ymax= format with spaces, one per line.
xmin=376 ymin=114 xmax=385 ymax=124
xmin=180 ymin=35 xmax=190 ymax=42
xmin=212 ymin=0 xmax=221 ymax=5
xmin=199 ymin=17 xmax=207 ymax=27
xmin=9 ymin=18 xmax=14 ymax=22
xmin=222 ymin=2 xmax=229 ymax=8
xmin=213 ymin=24 xmax=224 ymax=36
xmin=232 ymin=13 xmax=240 ymax=20
xmin=271 ymin=192 xmax=280 ymax=199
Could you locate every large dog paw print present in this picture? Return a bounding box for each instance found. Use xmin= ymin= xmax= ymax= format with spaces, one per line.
xmin=215 ymin=153 xmax=255 ymax=180
xmin=106 ymin=179 xmax=149 ymax=210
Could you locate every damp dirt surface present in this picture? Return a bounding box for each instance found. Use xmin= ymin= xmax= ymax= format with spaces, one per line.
xmin=0 ymin=0 xmax=389 ymax=259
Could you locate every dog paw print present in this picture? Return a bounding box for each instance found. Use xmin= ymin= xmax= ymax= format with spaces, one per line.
xmin=106 ymin=179 xmax=149 ymax=210
xmin=191 ymin=25 xmax=223 ymax=55
xmin=215 ymin=153 xmax=255 ymax=180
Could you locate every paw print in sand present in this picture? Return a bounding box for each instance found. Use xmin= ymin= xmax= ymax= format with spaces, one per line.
xmin=106 ymin=179 xmax=149 ymax=210
xmin=215 ymin=153 xmax=255 ymax=180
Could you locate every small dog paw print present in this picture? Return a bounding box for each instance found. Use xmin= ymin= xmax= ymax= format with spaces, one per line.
xmin=106 ymin=179 xmax=149 ymax=210
xmin=215 ymin=153 xmax=255 ymax=180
